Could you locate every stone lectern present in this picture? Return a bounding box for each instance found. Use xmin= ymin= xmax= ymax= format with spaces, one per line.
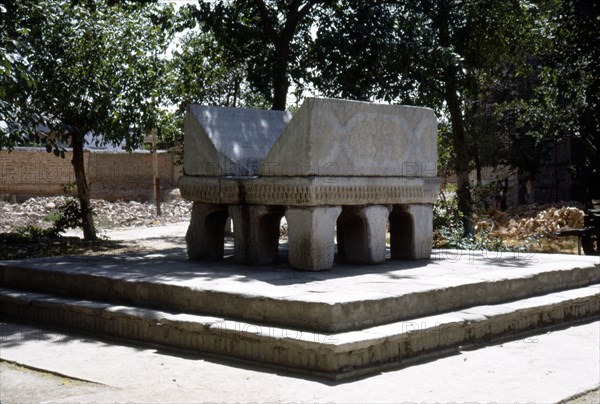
xmin=179 ymin=98 xmax=439 ymax=271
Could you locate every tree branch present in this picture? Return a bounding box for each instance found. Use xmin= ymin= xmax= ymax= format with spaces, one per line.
xmin=252 ymin=0 xmax=280 ymax=48
xmin=282 ymin=0 xmax=320 ymax=43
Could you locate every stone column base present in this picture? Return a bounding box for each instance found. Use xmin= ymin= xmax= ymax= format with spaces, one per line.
xmin=286 ymin=206 xmax=342 ymax=271
xmin=186 ymin=202 xmax=229 ymax=260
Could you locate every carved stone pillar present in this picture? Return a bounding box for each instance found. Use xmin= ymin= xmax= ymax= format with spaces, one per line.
xmin=285 ymin=206 xmax=342 ymax=271
xmin=186 ymin=202 xmax=229 ymax=260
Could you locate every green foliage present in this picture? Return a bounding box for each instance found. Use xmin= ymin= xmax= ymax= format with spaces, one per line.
xmin=461 ymin=0 xmax=598 ymax=180
xmin=167 ymin=29 xmax=269 ymax=113
xmin=311 ymin=1 xmax=401 ymax=101
xmin=437 ymin=117 xmax=455 ymax=180
xmin=44 ymin=198 xmax=87 ymax=236
xmin=312 ymin=0 xmax=529 ymax=106
xmin=1 ymin=0 xmax=176 ymax=150
xmin=433 ymin=194 xmax=522 ymax=252
xmin=433 ymin=196 xmax=464 ymax=245
xmin=311 ymin=0 xmax=534 ymax=236
xmin=2 ymin=0 xmax=177 ymax=240
xmin=0 ymin=0 xmax=43 ymax=147
xmin=0 ymin=225 xmax=53 ymax=243
xmin=471 ymin=182 xmax=499 ymax=214
xmin=61 ymin=182 xmax=77 ymax=195
xmin=191 ymin=0 xmax=333 ymax=110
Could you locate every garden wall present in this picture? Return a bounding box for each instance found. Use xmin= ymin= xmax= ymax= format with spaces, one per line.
xmin=0 ymin=147 xmax=181 ymax=201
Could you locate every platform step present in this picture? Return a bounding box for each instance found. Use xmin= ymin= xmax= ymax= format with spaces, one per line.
xmin=1 ymin=252 xmax=598 ymax=333
xmin=1 ymin=285 xmax=598 ymax=379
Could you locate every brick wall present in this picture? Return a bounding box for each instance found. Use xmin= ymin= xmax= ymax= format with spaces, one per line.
xmin=0 ymin=148 xmax=182 ymax=201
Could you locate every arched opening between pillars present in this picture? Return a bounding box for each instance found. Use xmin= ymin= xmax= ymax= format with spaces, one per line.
xmin=186 ymin=203 xmax=432 ymax=267
xmin=337 ymin=207 xmax=367 ymax=263
xmin=389 ymin=207 xmax=415 ymax=260
xmin=229 ymin=205 xmax=285 ymax=265
xmin=187 ymin=202 xmax=286 ymax=264
xmin=336 ymin=205 xmax=390 ymax=264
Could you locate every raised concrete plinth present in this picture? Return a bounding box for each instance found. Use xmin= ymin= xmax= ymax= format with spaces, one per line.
xmin=1 ymin=251 xmax=597 ymax=333
xmin=0 ymin=251 xmax=598 ymax=378
xmin=180 ymin=98 xmax=439 ymax=270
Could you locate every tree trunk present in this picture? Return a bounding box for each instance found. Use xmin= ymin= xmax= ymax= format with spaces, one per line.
xmin=271 ymin=54 xmax=289 ymax=111
xmin=71 ymin=132 xmax=97 ymax=241
xmin=446 ymin=83 xmax=474 ymax=236
xmin=437 ymin=0 xmax=473 ymax=236
xmin=473 ymin=140 xmax=482 ymax=186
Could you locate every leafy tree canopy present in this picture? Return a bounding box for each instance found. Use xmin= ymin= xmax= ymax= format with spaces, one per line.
xmin=1 ymin=0 xmax=176 ymax=240
xmin=191 ymin=0 xmax=333 ymax=110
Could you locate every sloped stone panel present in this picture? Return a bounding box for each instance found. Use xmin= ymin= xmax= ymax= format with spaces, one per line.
xmin=184 ymin=105 xmax=292 ymax=176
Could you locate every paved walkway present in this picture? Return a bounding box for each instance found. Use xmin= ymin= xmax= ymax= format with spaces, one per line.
xmin=1 ymin=319 xmax=598 ymax=403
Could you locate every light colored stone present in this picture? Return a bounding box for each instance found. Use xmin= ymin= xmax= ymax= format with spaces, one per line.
xmin=178 ymin=175 xmax=438 ymax=206
xmin=179 ymin=98 xmax=440 ymax=269
xmin=5 ymin=235 xmax=597 ymax=333
xmin=183 ymin=105 xmax=292 ymax=176
xmin=0 ymin=284 xmax=597 ymax=378
xmin=286 ymin=206 xmax=342 ymax=271
xmin=259 ymin=98 xmax=437 ymax=177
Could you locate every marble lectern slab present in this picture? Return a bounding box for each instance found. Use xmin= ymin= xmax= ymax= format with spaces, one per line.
xmin=179 ymin=98 xmax=439 ymax=271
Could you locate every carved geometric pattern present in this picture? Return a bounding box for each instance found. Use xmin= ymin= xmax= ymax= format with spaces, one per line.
xmin=178 ymin=176 xmax=438 ymax=206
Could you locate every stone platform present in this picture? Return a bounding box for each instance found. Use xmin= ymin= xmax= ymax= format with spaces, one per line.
xmin=1 ymin=249 xmax=598 ymax=379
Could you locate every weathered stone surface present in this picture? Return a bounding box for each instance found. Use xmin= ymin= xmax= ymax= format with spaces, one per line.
xmin=178 ymin=176 xmax=438 ymax=206
xmin=286 ymin=206 xmax=342 ymax=271
xmin=186 ymin=202 xmax=229 ymax=260
xmin=184 ymin=105 xmax=292 ymax=176
xmin=228 ymin=204 xmax=284 ymax=265
xmin=180 ymin=98 xmax=440 ymax=270
xmin=259 ymin=98 xmax=437 ymax=177
xmin=0 ymin=252 xmax=600 ymax=378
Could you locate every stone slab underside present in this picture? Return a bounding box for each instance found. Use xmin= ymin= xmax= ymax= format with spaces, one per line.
xmin=0 ymin=252 xmax=598 ymax=379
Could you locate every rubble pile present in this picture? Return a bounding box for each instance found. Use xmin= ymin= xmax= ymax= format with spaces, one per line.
xmin=1 ymin=196 xmax=585 ymax=247
xmin=0 ymin=196 xmax=191 ymax=233
xmin=475 ymin=203 xmax=585 ymax=240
